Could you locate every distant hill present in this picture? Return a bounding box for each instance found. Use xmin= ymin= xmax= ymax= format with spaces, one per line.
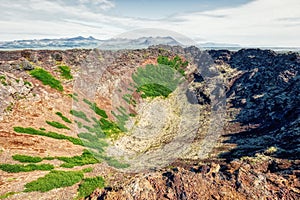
xmin=98 ymin=36 xmax=181 ymax=50
xmin=0 ymin=36 xmax=182 ymax=50
xmin=199 ymin=42 xmax=241 ymax=48
xmin=0 ymin=36 xmax=100 ymax=49
xmin=1 ymin=37 xmax=298 ymax=52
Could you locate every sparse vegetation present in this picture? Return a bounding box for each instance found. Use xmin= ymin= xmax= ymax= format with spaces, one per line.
xmin=82 ymin=167 xmax=93 ymax=173
xmin=132 ymin=64 xmax=182 ymax=98
xmin=68 ymin=93 xmax=79 ymax=102
xmin=5 ymin=102 xmax=13 ymax=112
xmin=0 ymin=192 xmax=18 ymax=199
xmin=122 ymin=94 xmax=136 ymax=105
xmin=13 ymin=127 xmax=83 ymax=146
xmin=43 ymin=157 xmax=55 ymax=160
xmin=138 ymin=83 xmax=173 ymax=98
xmin=0 ymin=75 xmax=7 ymax=86
xmin=78 ymin=132 xmax=99 ymax=141
xmin=98 ymin=155 xmax=130 ymax=169
xmin=84 ymin=140 xmax=108 ymax=153
xmin=75 ymin=120 xmax=83 ymax=128
xmin=70 ymin=110 xmax=90 ymax=122
xmin=129 ymin=113 xmax=136 ymax=117
xmin=98 ymin=118 xmax=122 ymax=137
xmin=24 ymin=170 xmax=84 ymax=192
xmin=58 ymin=150 xmax=99 ymax=168
xmin=46 ymin=120 xmax=70 ymax=130
xmin=77 ymin=176 xmax=105 ymax=198
xmin=0 ymin=163 xmax=54 ymax=173
xmin=30 ymin=68 xmax=63 ymax=91
xmin=264 ymin=146 xmax=277 ymax=155
xmin=157 ymin=55 xmax=188 ymax=76
xmin=111 ymin=109 xmax=129 ymax=132
xmin=12 ymin=154 xmax=43 ymax=163
xmin=83 ymin=99 xmax=108 ymax=118
xmin=58 ymin=65 xmax=73 ymax=79
xmin=55 ymin=112 xmax=72 ymax=123
xmin=24 ymin=81 xmax=32 ymax=87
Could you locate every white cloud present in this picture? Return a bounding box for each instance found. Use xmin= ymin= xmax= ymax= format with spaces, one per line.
xmin=158 ymin=0 xmax=300 ymax=46
xmin=77 ymin=0 xmax=115 ymax=11
xmin=0 ymin=0 xmax=299 ymax=46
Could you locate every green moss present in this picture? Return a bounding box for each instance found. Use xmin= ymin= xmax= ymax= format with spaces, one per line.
xmin=55 ymin=112 xmax=72 ymax=123
xmin=0 ymin=75 xmax=5 ymax=80
xmin=43 ymin=157 xmax=55 ymax=160
xmin=82 ymin=167 xmax=93 ymax=173
xmin=58 ymin=65 xmax=73 ymax=80
xmin=75 ymin=120 xmax=83 ymax=128
xmin=68 ymin=93 xmax=78 ymax=102
xmin=157 ymin=55 xmax=188 ymax=76
xmin=70 ymin=110 xmax=90 ymax=122
xmin=39 ymin=127 xmax=46 ymax=131
xmin=92 ymin=105 xmax=108 ymax=118
xmin=78 ymin=132 xmax=99 ymax=142
xmin=77 ymin=117 xmax=121 ymax=140
xmin=0 ymin=75 xmax=6 ymax=86
xmin=132 ymin=64 xmax=182 ymax=99
xmin=13 ymin=127 xmax=83 ymax=146
xmin=0 ymin=163 xmax=54 ymax=173
xmin=58 ymin=150 xmax=99 ymax=168
xmin=122 ymin=94 xmax=136 ymax=105
xmin=24 ymin=81 xmax=32 ymax=87
xmin=30 ymin=68 xmax=63 ymax=91
xmin=80 ymin=135 xmax=108 ymax=153
xmin=12 ymin=154 xmax=43 ymax=163
xmin=129 ymin=113 xmax=136 ymax=117
xmin=139 ymin=83 xmax=173 ymax=98
xmin=46 ymin=121 xmax=70 ymax=130
xmin=24 ymin=170 xmax=84 ymax=192
xmin=83 ymin=99 xmax=108 ymax=118
xmin=77 ymin=176 xmax=105 ymax=198
xmin=5 ymin=103 xmax=13 ymax=112
xmin=111 ymin=109 xmax=129 ymax=132
xmin=0 ymin=192 xmax=18 ymax=199
xmin=83 ymin=98 xmax=92 ymax=106
xmin=98 ymin=118 xmax=122 ymax=137
xmin=97 ymin=155 xmax=129 ymax=169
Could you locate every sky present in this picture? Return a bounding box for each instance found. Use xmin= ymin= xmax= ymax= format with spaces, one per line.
xmin=0 ymin=0 xmax=299 ymax=46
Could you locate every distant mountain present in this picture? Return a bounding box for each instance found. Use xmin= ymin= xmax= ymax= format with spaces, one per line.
xmin=98 ymin=36 xmax=181 ymax=50
xmin=0 ymin=36 xmax=100 ymax=50
xmin=199 ymin=42 xmax=241 ymax=47
xmin=197 ymin=42 xmax=241 ymax=51
xmin=0 ymin=36 xmax=182 ymax=50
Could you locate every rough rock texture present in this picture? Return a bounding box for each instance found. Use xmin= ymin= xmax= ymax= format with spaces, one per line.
xmin=97 ymin=157 xmax=299 ymax=200
xmin=211 ymin=49 xmax=300 ymax=161
xmin=0 ymin=47 xmax=299 ymax=200
xmin=93 ymin=48 xmax=300 ymax=199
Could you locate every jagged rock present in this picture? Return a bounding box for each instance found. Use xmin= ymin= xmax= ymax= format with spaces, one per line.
xmin=101 ymin=158 xmax=299 ymax=200
xmin=0 ymin=47 xmax=299 ymax=200
xmin=52 ymin=52 xmax=63 ymax=61
xmin=20 ymin=59 xmax=34 ymax=70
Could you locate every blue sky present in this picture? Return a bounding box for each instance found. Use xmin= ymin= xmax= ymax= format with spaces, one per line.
xmin=109 ymin=0 xmax=251 ymax=19
xmin=0 ymin=0 xmax=299 ymax=46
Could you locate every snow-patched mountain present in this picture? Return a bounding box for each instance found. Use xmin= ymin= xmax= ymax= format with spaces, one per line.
xmin=0 ymin=36 xmax=182 ymax=50
xmin=98 ymin=36 xmax=181 ymax=49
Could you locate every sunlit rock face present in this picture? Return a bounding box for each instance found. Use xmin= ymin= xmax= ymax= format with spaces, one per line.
xmin=0 ymin=46 xmax=299 ymax=200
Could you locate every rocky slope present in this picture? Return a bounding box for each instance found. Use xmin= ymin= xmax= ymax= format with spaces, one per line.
xmin=96 ymin=47 xmax=300 ymax=200
xmin=0 ymin=46 xmax=299 ymax=200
